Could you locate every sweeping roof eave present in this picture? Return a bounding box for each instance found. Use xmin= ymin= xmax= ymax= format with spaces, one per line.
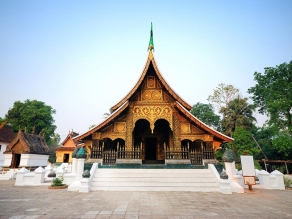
xmin=175 ymin=101 xmax=233 ymax=142
xmin=110 ymin=51 xmax=192 ymax=112
xmin=73 ymin=101 xmax=129 ymax=141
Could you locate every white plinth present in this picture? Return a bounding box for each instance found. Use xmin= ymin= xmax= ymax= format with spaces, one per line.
xmin=225 ymin=162 xmax=244 ymax=193
xmin=72 ymin=158 xmax=77 ymax=173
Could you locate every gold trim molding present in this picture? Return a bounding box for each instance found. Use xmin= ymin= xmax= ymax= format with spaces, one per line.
xmin=180 ymin=134 xmax=213 ymax=142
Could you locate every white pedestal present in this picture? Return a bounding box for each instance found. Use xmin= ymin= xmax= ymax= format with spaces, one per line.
xmin=68 ymin=158 xmax=85 ymax=191
xmin=225 ymin=162 xmax=244 ymax=193
xmin=72 ymin=158 xmax=77 ymax=174
xmin=79 ymin=178 xmax=90 ymax=192
xmin=34 ymin=166 xmax=46 ymax=184
xmin=15 ymin=167 xmax=29 ymax=186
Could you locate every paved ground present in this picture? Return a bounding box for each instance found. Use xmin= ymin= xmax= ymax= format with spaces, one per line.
xmin=0 ymin=180 xmax=291 ymax=219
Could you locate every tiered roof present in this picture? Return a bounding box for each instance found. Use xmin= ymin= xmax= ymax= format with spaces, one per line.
xmin=74 ymin=25 xmax=233 ymax=142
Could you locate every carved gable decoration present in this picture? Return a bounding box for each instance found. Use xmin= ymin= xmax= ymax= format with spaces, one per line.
xmin=147 ymin=76 xmax=155 ymax=88
xmin=141 ymin=90 xmax=162 ymax=101
xmin=133 ymin=106 xmax=173 ymax=132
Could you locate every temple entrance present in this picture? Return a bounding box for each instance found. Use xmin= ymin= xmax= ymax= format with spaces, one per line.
xmin=145 ymin=138 xmax=157 ymax=160
xmin=11 ymin=154 xmax=21 ymax=168
xmin=63 ymin=154 xmax=69 ymax=163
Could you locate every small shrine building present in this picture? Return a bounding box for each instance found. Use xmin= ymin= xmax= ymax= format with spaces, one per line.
xmin=3 ymin=130 xmax=49 ymax=168
xmin=55 ymin=131 xmax=85 ymax=163
xmin=73 ymin=24 xmax=233 ymax=165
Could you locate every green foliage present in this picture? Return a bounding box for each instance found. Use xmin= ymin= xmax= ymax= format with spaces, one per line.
xmin=47 ymin=133 xmax=61 ymax=163
xmin=215 ymin=149 xmax=224 ymax=162
xmin=82 ymin=170 xmax=91 ymax=178
xmin=248 ymin=61 xmax=292 ymax=134
xmin=271 ymin=131 xmax=292 ymax=159
xmin=190 ymin=102 xmax=221 ymax=131
xmin=88 ymin=124 xmax=96 ymax=129
xmin=254 ymin=160 xmax=262 ymax=170
xmin=229 ymin=127 xmax=260 ymax=158
xmin=283 ymin=177 xmax=292 ymax=188
xmin=254 ymin=126 xmax=292 ymax=160
xmin=220 ymin=96 xmax=256 ymax=137
xmin=5 ymin=99 xmax=57 ymax=142
xmin=220 ymin=171 xmax=228 ymax=179
xmin=207 ymin=83 xmax=239 ymax=112
xmin=51 ymin=176 xmax=65 ymax=187
xmin=222 ymin=148 xmax=236 ymax=162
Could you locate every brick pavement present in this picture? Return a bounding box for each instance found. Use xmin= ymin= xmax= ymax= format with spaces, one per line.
xmin=0 ymin=180 xmax=291 ymax=219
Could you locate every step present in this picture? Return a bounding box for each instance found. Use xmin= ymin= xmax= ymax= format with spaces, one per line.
xmin=92 ymin=177 xmax=216 ymax=183
xmin=90 ymin=186 xmax=219 ymax=192
xmin=91 ymin=181 xmax=218 ymax=187
xmin=95 ymin=168 xmax=211 ymax=173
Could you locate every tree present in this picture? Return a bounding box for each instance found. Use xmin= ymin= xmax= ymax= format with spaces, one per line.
xmin=248 ymin=61 xmax=292 ymax=135
xmin=88 ymin=124 xmax=96 ymax=129
xmin=254 ymin=125 xmax=292 ymax=160
xmin=207 ymin=83 xmax=240 ymax=114
xmin=220 ymin=96 xmax=256 ymax=137
xmin=228 ymin=127 xmax=260 ymax=158
xmin=190 ymin=102 xmax=221 ymax=131
xmin=5 ymin=99 xmax=57 ymax=142
xmin=47 ymin=133 xmax=61 ymax=163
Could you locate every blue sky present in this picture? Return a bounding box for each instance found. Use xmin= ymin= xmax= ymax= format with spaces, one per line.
xmin=1 ymin=1 xmax=292 ymax=141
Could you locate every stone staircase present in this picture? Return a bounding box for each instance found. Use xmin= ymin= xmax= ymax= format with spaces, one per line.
xmin=91 ymin=167 xmax=219 ymax=192
xmin=0 ymin=169 xmax=17 ymax=180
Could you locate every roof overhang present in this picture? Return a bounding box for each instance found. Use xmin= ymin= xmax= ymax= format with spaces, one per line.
xmin=73 ymin=101 xmax=129 ymax=141
xmin=174 ymin=101 xmax=233 ymax=142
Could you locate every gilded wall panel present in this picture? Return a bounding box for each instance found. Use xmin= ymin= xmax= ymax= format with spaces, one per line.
xmin=147 ymin=76 xmax=155 ymax=88
xmin=172 ymin=113 xmax=181 ymax=149
xmin=114 ymin=122 xmax=126 ymax=132
xmin=133 ymin=105 xmax=173 ymax=132
xmin=141 ymin=90 xmax=162 ymax=101
xmin=125 ymin=108 xmax=134 ymax=150
xmin=180 ymin=134 xmax=213 ymax=142
xmin=180 ymin=123 xmax=190 ymax=133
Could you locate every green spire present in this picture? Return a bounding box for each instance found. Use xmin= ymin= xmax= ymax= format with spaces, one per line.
xmin=148 ymin=22 xmax=154 ymax=51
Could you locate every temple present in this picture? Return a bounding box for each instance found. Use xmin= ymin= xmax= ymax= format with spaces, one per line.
xmin=74 ymin=23 xmax=233 ymax=165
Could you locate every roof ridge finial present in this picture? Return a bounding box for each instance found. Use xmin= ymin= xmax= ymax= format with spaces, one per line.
xmin=148 ymin=22 xmax=154 ymax=51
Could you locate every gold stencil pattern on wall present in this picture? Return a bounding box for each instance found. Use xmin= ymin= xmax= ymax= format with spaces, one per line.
xmin=114 ymin=122 xmax=126 ymax=132
xmin=132 ymin=106 xmax=173 ymax=131
xmin=147 ymin=76 xmax=155 ymax=88
xmin=141 ymin=90 xmax=162 ymax=101
xmin=181 ymin=123 xmax=190 ymax=133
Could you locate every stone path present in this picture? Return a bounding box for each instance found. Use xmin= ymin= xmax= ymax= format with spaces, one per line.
xmin=0 ymin=180 xmax=291 ymax=219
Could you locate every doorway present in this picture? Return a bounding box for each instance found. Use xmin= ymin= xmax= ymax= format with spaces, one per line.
xmin=63 ymin=154 xmax=69 ymax=163
xmin=11 ymin=154 xmax=21 ymax=168
xmin=145 ymin=138 xmax=157 ymax=160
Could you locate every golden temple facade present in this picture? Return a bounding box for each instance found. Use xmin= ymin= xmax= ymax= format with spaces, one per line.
xmin=73 ymin=48 xmax=233 ymax=165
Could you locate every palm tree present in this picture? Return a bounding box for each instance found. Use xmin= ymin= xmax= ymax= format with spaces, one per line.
xmin=220 ymin=96 xmax=256 ymax=137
